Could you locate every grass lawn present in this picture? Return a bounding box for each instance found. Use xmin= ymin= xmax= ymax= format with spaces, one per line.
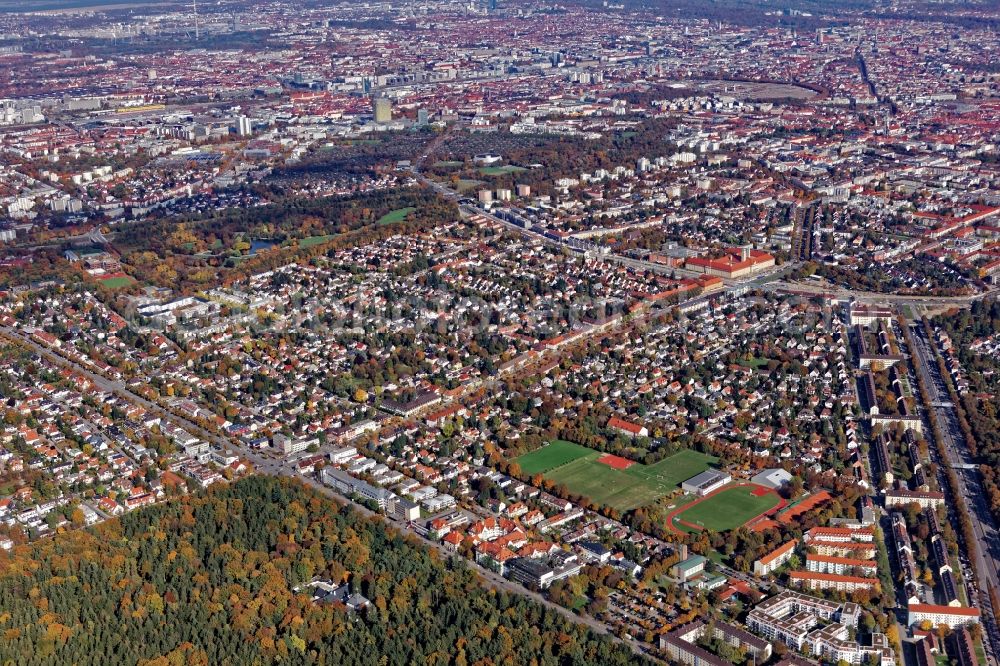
xmin=673 ymin=485 xmax=781 ymax=532
xmin=625 ymin=449 xmax=719 ymax=488
xmin=976 ymin=641 xmax=987 ymax=666
xmin=953 ymin=555 xmax=969 ymax=605
xmin=706 ymin=550 xmax=725 ymax=565
xmin=516 ymin=440 xmax=594 ymax=475
xmin=299 ymin=235 xmax=337 ymax=248
xmin=376 ymin=207 xmax=416 ymax=226
xmin=740 ymin=357 xmax=776 ymax=369
xmin=456 ymin=179 xmax=484 ymax=193
xmin=479 ymin=165 xmax=526 ymax=176
xmin=515 ymin=442 xmax=717 ymax=512
xmin=99 ymin=276 xmax=136 ymax=289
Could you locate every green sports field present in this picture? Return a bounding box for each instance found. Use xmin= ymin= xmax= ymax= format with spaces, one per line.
xmin=376 ymin=207 xmax=416 ymax=225
xmin=99 ymin=276 xmax=136 ymax=289
xmin=517 ymin=440 xmax=593 ymax=475
xmin=515 ymin=441 xmax=717 ymax=512
xmin=672 ymin=485 xmax=782 ymax=532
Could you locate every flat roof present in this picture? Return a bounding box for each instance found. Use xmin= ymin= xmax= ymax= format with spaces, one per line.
xmin=683 ymin=469 xmax=729 ymax=486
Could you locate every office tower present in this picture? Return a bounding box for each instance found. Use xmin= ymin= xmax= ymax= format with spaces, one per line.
xmin=373 ymin=97 xmax=392 ymax=123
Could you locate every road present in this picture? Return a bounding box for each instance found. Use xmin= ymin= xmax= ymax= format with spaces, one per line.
xmin=417 ymin=166 xmax=995 ymax=309
xmin=909 ymin=323 xmax=1000 ymax=665
xmin=418 ymin=169 xmax=796 ymax=296
xmin=214 ymin=446 xmax=658 ymax=661
xmin=0 ymin=325 xmax=232 ymax=452
xmin=791 ymin=204 xmax=817 ymax=263
xmin=427 ymin=177 xmax=995 ymax=311
xmin=18 ymin=157 xmax=994 ymax=662
xmin=847 ymin=323 xmax=914 ymax=666
xmin=0 ymin=325 xmax=657 ymax=662
xmin=763 ymin=278 xmax=998 ymax=304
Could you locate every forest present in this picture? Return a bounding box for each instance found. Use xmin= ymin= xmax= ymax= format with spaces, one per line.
xmin=111 ymin=186 xmax=458 ymax=291
xmin=0 ymin=475 xmax=647 ymax=666
xmin=427 ymin=118 xmax=683 ymax=200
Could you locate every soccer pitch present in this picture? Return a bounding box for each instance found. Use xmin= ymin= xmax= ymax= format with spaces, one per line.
xmin=99 ymin=276 xmax=136 ymax=289
xmin=672 ymin=485 xmax=782 ymax=532
xmin=515 ymin=441 xmax=717 ymax=512
xmin=516 ymin=440 xmax=594 ymax=475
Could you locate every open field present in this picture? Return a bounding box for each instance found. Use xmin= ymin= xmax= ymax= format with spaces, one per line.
xmin=625 ymin=449 xmax=716 ymax=488
xmin=299 ymin=235 xmax=337 ymax=248
xmin=516 ymin=440 xmax=594 ymax=475
xmin=98 ymin=275 xmax=136 ymax=289
xmin=479 ymin=165 xmax=526 ymax=176
xmin=515 ymin=442 xmax=717 ymax=512
xmin=670 ymin=484 xmax=784 ymax=533
xmin=376 ymin=207 xmax=416 ymax=225
xmin=456 ymin=179 xmax=484 ymax=193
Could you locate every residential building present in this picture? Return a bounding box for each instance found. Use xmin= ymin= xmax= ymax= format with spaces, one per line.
xmin=320 ymin=467 xmax=396 ymax=511
xmin=805 ymin=554 xmax=878 ymax=577
xmin=754 ymin=540 xmax=796 ymax=577
xmin=788 ymin=571 xmax=880 ymax=593
xmin=660 ymin=619 xmax=772 ymax=666
xmin=906 ymin=603 xmax=981 ymax=629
